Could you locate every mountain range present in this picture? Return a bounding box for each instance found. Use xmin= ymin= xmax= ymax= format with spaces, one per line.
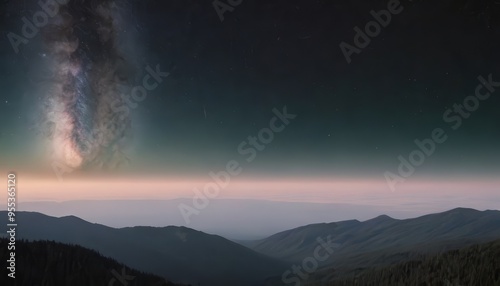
xmin=17 ymin=199 xmax=434 ymax=240
xmin=0 ymin=211 xmax=287 ymax=286
xmin=247 ymin=207 xmax=500 ymax=284
xmin=1 ymin=207 xmax=499 ymax=285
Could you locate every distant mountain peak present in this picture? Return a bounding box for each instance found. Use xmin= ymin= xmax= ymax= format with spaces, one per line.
xmin=446 ymin=207 xmax=480 ymax=213
xmin=365 ymin=214 xmax=394 ymax=224
xmin=60 ymin=215 xmax=87 ymax=222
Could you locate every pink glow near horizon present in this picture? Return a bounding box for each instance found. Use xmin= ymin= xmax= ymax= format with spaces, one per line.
xmin=1 ymin=175 xmax=498 ymax=212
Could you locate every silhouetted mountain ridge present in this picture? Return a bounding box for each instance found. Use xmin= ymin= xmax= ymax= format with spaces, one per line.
xmin=248 ymin=207 xmax=500 ymax=275
xmin=0 ymin=211 xmax=288 ymax=286
xmin=2 ymin=207 xmax=499 ymax=285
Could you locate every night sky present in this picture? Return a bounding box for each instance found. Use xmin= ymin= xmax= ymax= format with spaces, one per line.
xmin=0 ymin=0 xmax=499 ymax=181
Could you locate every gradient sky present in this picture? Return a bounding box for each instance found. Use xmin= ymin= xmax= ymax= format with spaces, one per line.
xmin=0 ymin=0 xmax=499 ymax=212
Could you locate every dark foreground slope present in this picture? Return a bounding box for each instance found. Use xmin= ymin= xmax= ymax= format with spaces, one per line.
xmin=255 ymin=208 xmax=500 ymax=285
xmin=250 ymin=208 xmax=500 ymax=272
xmin=325 ymin=238 xmax=500 ymax=286
xmin=0 ymin=238 xmax=186 ymax=286
xmin=0 ymin=211 xmax=288 ymax=286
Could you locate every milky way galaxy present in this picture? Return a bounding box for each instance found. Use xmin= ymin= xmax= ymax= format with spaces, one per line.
xmin=40 ymin=0 xmax=133 ymax=171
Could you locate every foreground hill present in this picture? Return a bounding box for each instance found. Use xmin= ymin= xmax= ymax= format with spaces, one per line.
xmin=0 ymin=238 xmax=186 ymax=286
xmin=2 ymin=208 xmax=499 ymax=285
xmin=0 ymin=212 xmax=288 ymax=286
xmin=249 ymin=208 xmax=500 ymax=275
xmin=324 ymin=238 xmax=500 ymax=286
